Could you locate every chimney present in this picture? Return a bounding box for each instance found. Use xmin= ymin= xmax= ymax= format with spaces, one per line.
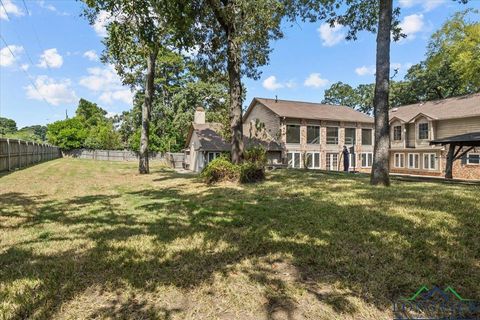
xmin=275 ymin=95 xmax=278 ymax=103
xmin=194 ymin=106 xmax=205 ymax=124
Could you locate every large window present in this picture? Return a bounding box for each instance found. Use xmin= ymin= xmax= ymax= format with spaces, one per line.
xmin=307 ymin=126 xmax=320 ymax=144
xmin=326 ymin=153 xmax=338 ymax=171
xmin=362 ymin=129 xmax=372 ymax=145
xmin=393 ymin=126 xmax=402 ymax=141
xmin=408 ymin=153 xmax=420 ymax=169
xmin=361 ymin=152 xmax=373 ymax=167
xmin=345 ymin=128 xmax=356 ymax=145
xmin=394 ymin=153 xmax=405 ymax=168
xmin=418 ymin=123 xmax=429 ymax=140
xmin=326 ymin=127 xmax=339 ymax=145
xmin=467 ymin=153 xmax=480 ymax=165
xmin=287 ymin=152 xmax=301 ymax=168
xmin=207 ymin=152 xmax=221 ymax=164
xmin=423 ymin=153 xmax=437 ymax=170
xmin=286 ymin=125 xmax=300 ymax=144
xmin=306 ymin=152 xmax=320 ymax=169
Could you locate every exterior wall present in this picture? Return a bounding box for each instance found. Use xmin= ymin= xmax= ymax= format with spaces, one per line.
xmin=435 ymin=116 xmax=480 ymax=139
xmin=243 ymin=102 xmax=281 ymax=141
xmin=186 ymin=133 xmax=206 ymax=173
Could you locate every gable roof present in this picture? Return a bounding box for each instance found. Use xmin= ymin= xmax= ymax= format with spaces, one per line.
xmin=186 ymin=122 xmax=282 ymax=152
xmin=389 ymin=93 xmax=480 ymax=123
xmin=245 ymin=97 xmax=374 ymax=123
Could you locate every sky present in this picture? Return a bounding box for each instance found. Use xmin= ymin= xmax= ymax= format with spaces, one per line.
xmin=0 ymin=0 xmax=479 ymax=128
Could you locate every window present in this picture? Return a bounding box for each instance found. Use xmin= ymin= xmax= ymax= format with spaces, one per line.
xmin=307 ymin=126 xmax=320 ymax=144
xmin=418 ymin=123 xmax=429 ymax=140
xmin=393 ymin=126 xmax=402 ymax=141
xmin=286 ymin=125 xmax=300 ymax=144
xmin=361 ymin=153 xmax=373 ymax=167
xmin=467 ymin=153 xmax=480 ymax=165
xmin=306 ymin=152 xmax=320 ymax=169
xmin=362 ymin=129 xmax=372 ymax=145
xmin=326 ymin=153 xmax=338 ymax=171
xmin=349 ymin=153 xmax=356 ymax=169
xmin=207 ymin=152 xmax=221 ymax=164
xmin=326 ymin=127 xmax=339 ymax=145
xmin=345 ymin=128 xmax=356 ymax=145
xmin=394 ymin=153 xmax=405 ymax=168
xmin=408 ymin=153 xmax=420 ymax=169
xmin=287 ymin=152 xmax=301 ymax=168
xmin=423 ymin=153 xmax=438 ymax=170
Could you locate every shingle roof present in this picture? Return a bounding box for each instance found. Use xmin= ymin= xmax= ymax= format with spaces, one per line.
xmin=250 ymin=98 xmax=374 ymax=123
xmin=192 ymin=123 xmax=282 ymax=152
xmin=389 ymin=93 xmax=480 ymax=122
xmin=430 ymin=131 xmax=480 ymax=146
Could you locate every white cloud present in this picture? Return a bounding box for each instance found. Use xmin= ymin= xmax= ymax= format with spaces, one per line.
xmin=285 ymin=80 xmax=297 ymax=89
xmin=399 ymin=14 xmax=424 ymax=41
xmin=399 ymin=0 xmax=445 ymax=12
xmin=38 ymin=1 xmax=70 ymax=16
xmin=83 ymin=50 xmax=99 ymax=61
xmin=79 ymin=64 xmax=133 ymax=105
xmin=304 ymin=73 xmax=329 ymax=88
xmin=262 ymin=76 xmax=283 ymax=90
xmin=355 ymin=65 xmax=375 ymax=76
xmin=25 ymin=76 xmax=78 ymax=106
xmin=317 ymin=22 xmax=345 ymax=47
xmin=93 ymin=10 xmax=112 ymax=37
xmin=0 ymin=0 xmax=24 ymax=20
xmin=37 ymin=48 xmax=63 ymax=68
xmin=20 ymin=63 xmax=29 ymax=71
xmin=0 ymin=45 xmax=23 ymax=67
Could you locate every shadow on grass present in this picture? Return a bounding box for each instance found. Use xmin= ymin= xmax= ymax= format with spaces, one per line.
xmin=0 ymin=169 xmax=479 ymax=319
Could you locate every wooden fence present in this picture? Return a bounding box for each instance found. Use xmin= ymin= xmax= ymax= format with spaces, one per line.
xmin=63 ymin=149 xmax=166 ymax=162
xmin=0 ymin=138 xmax=61 ymax=172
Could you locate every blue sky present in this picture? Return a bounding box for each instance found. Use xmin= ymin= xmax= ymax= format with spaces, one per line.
xmin=0 ymin=0 xmax=479 ymax=128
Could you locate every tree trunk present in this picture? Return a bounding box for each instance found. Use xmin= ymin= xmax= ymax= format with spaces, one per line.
xmin=445 ymin=143 xmax=455 ymax=179
xmin=370 ymin=0 xmax=392 ymax=186
xmin=139 ymin=49 xmax=158 ymax=174
xmin=227 ymin=27 xmax=244 ymax=164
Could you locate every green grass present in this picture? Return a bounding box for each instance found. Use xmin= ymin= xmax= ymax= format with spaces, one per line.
xmin=1 ymin=158 xmax=479 ymax=319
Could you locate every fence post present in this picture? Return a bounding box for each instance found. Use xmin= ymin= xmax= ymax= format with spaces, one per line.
xmin=7 ymin=138 xmax=11 ymax=171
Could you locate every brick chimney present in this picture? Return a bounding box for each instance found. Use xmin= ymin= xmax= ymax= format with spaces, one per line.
xmin=194 ymin=106 xmax=205 ymax=124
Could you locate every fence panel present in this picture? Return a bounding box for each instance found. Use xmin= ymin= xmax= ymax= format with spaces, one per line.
xmin=0 ymin=138 xmax=62 ymax=173
xmin=63 ymin=149 xmax=166 ymax=163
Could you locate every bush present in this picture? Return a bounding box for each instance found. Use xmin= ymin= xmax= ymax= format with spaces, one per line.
xmin=243 ymin=146 xmax=267 ymax=166
xmin=239 ymin=161 xmax=265 ymax=183
xmin=201 ymin=157 xmax=239 ymax=184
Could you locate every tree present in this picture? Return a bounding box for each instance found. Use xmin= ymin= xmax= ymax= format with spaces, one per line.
xmin=46 ymin=118 xmax=88 ymax=150
xmin=0 ymin=117 xmax=17 ymax=135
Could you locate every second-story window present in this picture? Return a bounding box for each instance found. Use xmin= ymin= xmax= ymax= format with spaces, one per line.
xmin=362 ymin=129 xmax=372 ymax=145
xmin=286 ymin=124 xmax=300 ymax=143
xmin=326 ymin=127 xmax=339 ymax=145
xmin=307 ymin=126 xmax=320 ymax=144
xmin=345 ymin=128 xmax=356 ymax=145
xmin=393 ymin=126 xmax=402 ymax=141
xmin=418 ymin=123 xmax=429 ymax=140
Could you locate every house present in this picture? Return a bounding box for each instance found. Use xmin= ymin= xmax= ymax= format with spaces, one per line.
xmin=389 ymin=93 xmax=480 ymax=179
xmin=243 ymin=98 xmax=375 ymax=171
xmin=184 ymin=106 xmax=282 ymax=172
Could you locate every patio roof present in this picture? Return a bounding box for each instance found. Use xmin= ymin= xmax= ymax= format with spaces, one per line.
xmin=430 ymin=132 xmax=480 ymax=147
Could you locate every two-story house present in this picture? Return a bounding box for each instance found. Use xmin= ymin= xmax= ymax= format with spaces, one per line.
xmin=389 ymin=93 xmax=480 ymax=179
xmin=243 ymin=98 xmax=375 ymax=171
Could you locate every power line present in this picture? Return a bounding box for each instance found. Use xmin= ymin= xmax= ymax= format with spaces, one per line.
xmin=0 ymin=33 xmax=51 ymax=106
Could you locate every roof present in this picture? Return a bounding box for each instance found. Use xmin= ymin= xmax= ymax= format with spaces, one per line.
xmin=187 ymin=122 xmax=282 ymax=152
xmin=430 ymin=132 xmax=480 ymax=147
xmin=389 ymin=93 xmax=480 ymax=123
xmin=245 ymin=98 xmax=374 ymax=123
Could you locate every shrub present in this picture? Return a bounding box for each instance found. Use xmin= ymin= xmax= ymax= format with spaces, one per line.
xmin=243 ymin=146 xmax=267 ymax=166
xmin=201 ymin=157 xmax=239 ymax=184
xmin=239 ymin=161 xmax=265 ymax=183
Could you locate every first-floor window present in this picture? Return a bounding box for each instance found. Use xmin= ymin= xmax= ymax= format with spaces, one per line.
xmin=423 ymin=153 xmax=438 ymax=170
xmin=349 ymin=153 xmax=356 ymax=169
xmin=361 ymin=153 xmax=373 ymax=167
xmin=287 ymin=152 xmax=302 ymax=168
xmin=207 ymin=152 xmax=221 ymax=164
xmin=326 ymin=153 xmax=338 ymax=171
xmin=306 ymin=152 xmax=320 ymax=169
xmin=394 ymin=153 xmax=405 ymax=168
xmin=408 ymin=153 xmax=420 ymax=169
xmin=467 ymin=153 xmax=480 ymax=165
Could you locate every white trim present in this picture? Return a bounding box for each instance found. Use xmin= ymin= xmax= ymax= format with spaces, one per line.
xmin=287 ymin=151 xmax=302 ymax=168
xmin=326 ymin=126 xmax=339 ymax=145
xmin=326 ymin=153 xmax=339 ymax=171
xmin=407 ymin=153 xmax=420 ymax=169
xmin=344 ymin=127 xmax=356 ymax=146
xmin=306 ymin=125 xmax=321 ymax=145
xmin=423 ymin=153 xmax=438 ymax=170
xmin=305 ymin=152 xmax=321 ymax=169
xmin=467 ymin=153 xmax=480 ymax=165
xmin=360 ymin=152 xmax=373 ymax=168
xmin=394 ymin=153 xmax=405 ymax=168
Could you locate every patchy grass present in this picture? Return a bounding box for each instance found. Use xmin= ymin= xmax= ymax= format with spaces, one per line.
xmin=0 ymin=158 xmax=479 ymax=319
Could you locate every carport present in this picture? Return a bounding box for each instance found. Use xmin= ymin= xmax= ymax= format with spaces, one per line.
xmin=430 ymin=132 xmax=480 ymax=179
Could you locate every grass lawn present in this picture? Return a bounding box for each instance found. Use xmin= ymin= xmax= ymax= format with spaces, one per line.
xmin=1 ymin=158 xmax=479 ymax=319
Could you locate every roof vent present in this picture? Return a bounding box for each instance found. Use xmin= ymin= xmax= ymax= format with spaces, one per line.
xmin=275 ymin=95 xmax=278 ymax=103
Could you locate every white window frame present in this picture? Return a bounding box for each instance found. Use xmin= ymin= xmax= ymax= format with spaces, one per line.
xmin=393 ymin=126 xmax=402 ymax=141
xmin=326 ymin=127 xmax=339 ymax=145
xmin=361 ymin=152 xmax=373 ymax=168
xmin=408 ymin=153 xmax=420 ymax=169
xmin=306 ymin=125 xmax=321 ymax=144
xmin=349 ymin=153 xmax=356 ymax=170
xmin=418 ymin=122 xmax=429 ymax=140
xmin=361 ymin=128 xmax=373 ymax=146
xmin=394 ymin=153 xmax=405 ymax=168
xmin=287 ymin=151 xmax=302 ymax=168
xmin=344 ymin=128 xmax=356 ymax=146
xmin=467 ymin=153 xmax=480 ymax=165
xmin=326 ymin=153 xmax=338 ymax=171
xmin=423 ymin=153 xmax=438 ymax=170
xmin=207 ymin=152 xmax=221 ymax=164
xmin=286 ymin=124 xmax=301 ymax=144
xmin=305 ymin=152 xmax=321 ymax=169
